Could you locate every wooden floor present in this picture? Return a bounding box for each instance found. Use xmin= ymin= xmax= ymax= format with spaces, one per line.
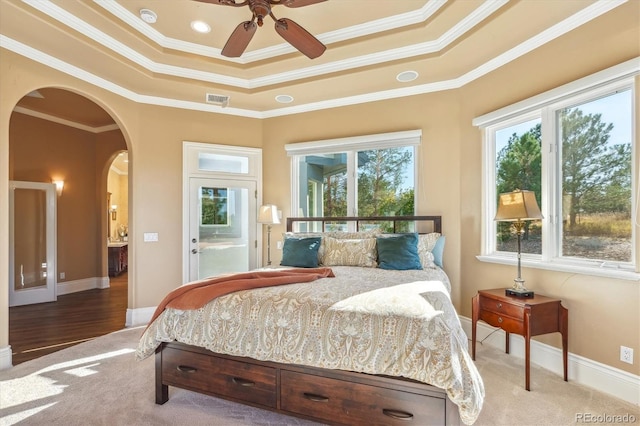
xmin=9 ymin=273 xmax=128 ymax=365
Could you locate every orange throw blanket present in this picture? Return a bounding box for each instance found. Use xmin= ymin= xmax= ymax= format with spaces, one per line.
xmin=146 ymin=267 xmax=335 ymax=329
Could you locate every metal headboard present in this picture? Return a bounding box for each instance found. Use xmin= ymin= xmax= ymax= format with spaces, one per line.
xmin=286 ymin=215 xmax=442 ymax=234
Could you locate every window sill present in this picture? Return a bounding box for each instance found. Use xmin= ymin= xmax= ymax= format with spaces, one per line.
xmin=476 ymin=254 xmax=640 ymax=281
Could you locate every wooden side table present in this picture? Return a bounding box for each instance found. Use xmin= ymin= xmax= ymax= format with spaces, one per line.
xmin=472 ymin=288 xmax=568 ymax=390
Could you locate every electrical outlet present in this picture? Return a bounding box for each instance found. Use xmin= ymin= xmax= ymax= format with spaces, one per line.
xmin=59 ymin=272 xmax=65 ymax=280
xmin=277 ymin=240 xmax=283 ymax=250
xmin=620 ymin=346 xmax=634 ymax=364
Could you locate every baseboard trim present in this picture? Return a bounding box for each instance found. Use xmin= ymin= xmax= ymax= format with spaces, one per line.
xmin=0 ymin=345 xmax=13 ymax=370
xmin=98 ymin=276 xmax=110 ymax=289
xmin=459 ymin=316 xmax=640 ymax=406
xmin=57 ymin=277 xmax=110 ymax=295
xmin=126 ymin=307 xmax=157 ymax=328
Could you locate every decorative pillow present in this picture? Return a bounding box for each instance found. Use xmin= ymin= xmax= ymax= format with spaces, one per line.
xmin=322 ymin=236 xmax=377 ymax=267
xmin=432 ymin=236 xmax=446 ymax=268
xmin=325 ymin=229 xmax=382 ymax=240
xmin=284 ymin=229 xmax=381 ymax=265
xmin=280 ymin=237 xmax=322 ymax=268
xmin=417 ymin=232 xmax=441 ymax=269
xmin=376 ymin=233 xmax=422 ymax=270
xmin=284 ymin=232 xmax=324 ymax=263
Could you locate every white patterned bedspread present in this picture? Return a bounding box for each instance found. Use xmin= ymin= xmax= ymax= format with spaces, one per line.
xmin=136 ymin=266 xmax=484 ymax=425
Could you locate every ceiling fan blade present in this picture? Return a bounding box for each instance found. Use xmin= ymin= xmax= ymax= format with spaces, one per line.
xmin=193 ymin=0 xmax=247 ymax=6
xmin=221 ymin=21 xmax=257 ymax=57
xmin=280 ymin=0 xmax=327 ymax=8
xmin=274 ymin=18 xmax=326 ymax=59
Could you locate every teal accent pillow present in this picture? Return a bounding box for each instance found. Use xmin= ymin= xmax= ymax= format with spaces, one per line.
xmin=280 ymin=237 xmax=321 ymax=268
xmin=432 ymin=236 xmax=446 ymax=268
xmin=376 ymin=233 xmax=422 ymax=270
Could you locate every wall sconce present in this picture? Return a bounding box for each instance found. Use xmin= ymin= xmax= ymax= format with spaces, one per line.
xmin=110 ymin=205 xmax=118 ymax=221
xmin=52 ymin=180 xmax=64 ymax=196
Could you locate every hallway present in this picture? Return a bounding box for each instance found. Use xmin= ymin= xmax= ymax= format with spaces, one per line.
xmin=9 ymin=273 xmax=127 ymax=365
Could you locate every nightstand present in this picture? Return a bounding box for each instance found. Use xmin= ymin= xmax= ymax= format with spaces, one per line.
xmin=472 ymin=288 xmax=568 ymax=390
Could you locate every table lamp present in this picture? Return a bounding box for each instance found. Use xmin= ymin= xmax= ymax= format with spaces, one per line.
xmin=495 ymin=189 xmax=542 ymax=297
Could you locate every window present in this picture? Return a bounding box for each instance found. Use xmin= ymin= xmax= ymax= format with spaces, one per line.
xmin=198 ymin=153 xmax=249 ymax=174
xmin=286 ymin=131 xmax=420 ymax=231
xmin=475 ymin=61 xmax=637 ymax=279
xmin=200 ymin=187 xmax=229 ymax=226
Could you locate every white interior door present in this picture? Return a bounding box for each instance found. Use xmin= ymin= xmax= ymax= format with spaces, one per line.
xmin=9 ymin=181 xmax=57 ymax=306
xmin=189 ymin=178 xmax=257 ymax=281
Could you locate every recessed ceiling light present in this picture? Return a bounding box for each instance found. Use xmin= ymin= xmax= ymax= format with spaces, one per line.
xmin=396 ymin=71 xmax=418 ymax=83
xmin=191 ymin=20 xmax=211 ymax=34
xmin=275 ymin=95 xmax=294 ymax=104
xmin=139 ymin=9 xmax=157 ymax=24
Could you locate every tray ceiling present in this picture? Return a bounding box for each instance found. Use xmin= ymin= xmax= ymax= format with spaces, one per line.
xmin=0 ymin=0 xmax=629 ymax=126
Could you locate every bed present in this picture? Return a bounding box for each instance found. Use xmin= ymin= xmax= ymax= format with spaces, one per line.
xmin=136 ymin=216 xmax=484 ymax=425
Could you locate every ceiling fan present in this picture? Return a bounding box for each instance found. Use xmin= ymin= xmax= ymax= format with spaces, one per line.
xmin=194 ymin=0 xmax=327 ymax=59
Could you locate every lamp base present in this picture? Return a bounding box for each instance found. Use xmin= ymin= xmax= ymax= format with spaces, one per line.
xmin=505 ymin=288 xmax=534 ymax=298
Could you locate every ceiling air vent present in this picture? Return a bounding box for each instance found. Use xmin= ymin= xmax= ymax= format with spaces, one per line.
xmin=206 ymin=93 xmax=230 ymax=108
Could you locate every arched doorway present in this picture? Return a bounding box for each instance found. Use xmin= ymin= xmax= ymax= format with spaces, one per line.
xmin=8 ymin=87 xmax=129 ymax=364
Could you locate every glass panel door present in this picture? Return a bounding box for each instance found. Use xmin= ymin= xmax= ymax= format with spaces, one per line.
xmin=189 ymin=178 xmax=257 ymax=281
xmin=9 ymin=181 xmax=56 ymax=306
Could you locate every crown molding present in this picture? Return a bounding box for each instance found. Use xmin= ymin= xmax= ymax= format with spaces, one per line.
xmin=0 ymin=0 xmax=628 ymax=119
xmin=13 ymin=106 xmax=120 ymax=133
xmin=0 ymin=35 xmax=261 ymax=119
xmin=94 ymin=0 xmax=448 ymax=64
xmin=23 ymin=0 xmax=506 ymax=89
xmin=110 ymin=164 xmax=128 ymax=176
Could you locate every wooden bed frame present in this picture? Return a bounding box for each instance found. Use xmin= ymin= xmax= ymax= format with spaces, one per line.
xmin=155 ymin=215 xmax=461 ymax=425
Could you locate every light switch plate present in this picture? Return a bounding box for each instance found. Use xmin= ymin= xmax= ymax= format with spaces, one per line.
xmin=143 ymin=232 xmax=159 ymax=242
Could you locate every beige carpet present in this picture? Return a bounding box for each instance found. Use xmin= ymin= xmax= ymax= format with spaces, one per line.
xmin=0 ymin=327 xmax=637 ymax=426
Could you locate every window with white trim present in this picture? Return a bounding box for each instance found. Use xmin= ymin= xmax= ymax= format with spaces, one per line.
xmin=475 ymin=61 xmax=638 ymax=279
xmin=285 ymin=130 xmax=420 ymax=231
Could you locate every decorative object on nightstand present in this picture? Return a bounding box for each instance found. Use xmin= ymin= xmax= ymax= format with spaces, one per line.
xmin=472 ymin=289 xmax=568 ymax=391
xmin=258 ymin=204 xmax=280 ymax=266
xmin=495 ymin=189 xmax=542 ymax=298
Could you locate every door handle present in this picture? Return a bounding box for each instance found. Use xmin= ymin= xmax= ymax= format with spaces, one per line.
xmin=191 ymin=249 xmax=198 ymax=254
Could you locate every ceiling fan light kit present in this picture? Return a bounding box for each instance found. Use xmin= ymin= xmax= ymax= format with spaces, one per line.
xmin=195 ymin=0 xmax=327 ymax=59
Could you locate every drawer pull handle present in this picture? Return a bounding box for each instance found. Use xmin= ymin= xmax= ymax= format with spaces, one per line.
xmin=498 ymin=317 xmax=503 ymax=324
xmin=303 ymin=392 xmax=329 ymax=402
xmin=497 ymin=303 xmax=502 ymax=309
xmin=383 ymin=408 xmax=414 ymax=420
xmin=177 ymin=365 xmax=197 ymax=373
xmin=232 ymin=377 xmax=255 ymax=387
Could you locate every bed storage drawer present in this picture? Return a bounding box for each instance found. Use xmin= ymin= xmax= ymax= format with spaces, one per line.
xmin=280 ymin=370 xmax=445 ymax=425
xmin=161 ymin=346 xmax=277 ymax=408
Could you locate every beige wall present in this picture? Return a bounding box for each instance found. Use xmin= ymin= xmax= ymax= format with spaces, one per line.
xmin=456 ymin=2 xmax=640 ymax=375
xmin=1 ymin=0 xmax=638 ymax=375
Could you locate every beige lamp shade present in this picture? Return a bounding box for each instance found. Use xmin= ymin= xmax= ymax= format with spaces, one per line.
xmin=495 ymin=190 xmax=542 ymax=221
xmin=258 ymin=204 xmax=280 ymax=225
